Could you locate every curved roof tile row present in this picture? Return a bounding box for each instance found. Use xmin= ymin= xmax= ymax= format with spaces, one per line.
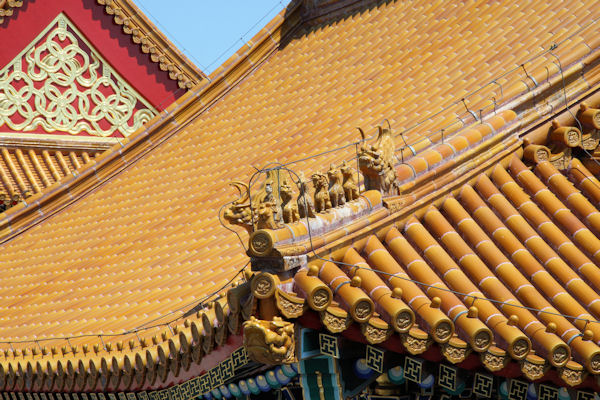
xmin=275 ymin=155 xmax=600 ymax=385
xmin=0 ymin=148 xmax=99 ymax=202
xmin=0 ymin=293 xmax=244 ymax=392
xmin=0 ymin=0 xmax=600 ymax=384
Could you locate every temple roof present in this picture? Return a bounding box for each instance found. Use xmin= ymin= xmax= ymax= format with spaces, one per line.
xmin=94 ymin=0 xmax=206 ymax=89
xmin=276 ymin=155 xmax=600 ymax=385
xmin=0 ymin=0 xmax=600 ymax=392
xmin=0 ymin=0 xmax=207 ymax=213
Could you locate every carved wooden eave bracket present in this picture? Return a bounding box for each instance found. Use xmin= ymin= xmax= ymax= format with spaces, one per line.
xmin=442 ymin=338 xmax=471 ymax=364
xmin=559 ymin=362 xmax=587 ymax=387
xmin=250 ymin=268 xmax=434 ymax=350
xmin=320 ymin=306 xmax=352 ymax=334
xmin=360 ymin=317 xmax=392 ymax=345
xmin=400 ymin=329 xmax=432 ymax=356
xmin=520 ymin=355 xmax=549 ymax=381
xmin=275 ymin=289 xmax=306 ymax=319
xmin=481 ymin=347 xmax=510 ymax=372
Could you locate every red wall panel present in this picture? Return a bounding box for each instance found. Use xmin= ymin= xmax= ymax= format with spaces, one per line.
xmin=0 ymin=0 xmax=184 ymax=110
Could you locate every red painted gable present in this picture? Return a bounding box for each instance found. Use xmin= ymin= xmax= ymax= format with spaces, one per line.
xmin=0 ymin=0 xmax=183 ymax=111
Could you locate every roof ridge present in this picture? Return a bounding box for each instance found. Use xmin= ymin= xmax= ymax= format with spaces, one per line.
xmin=0 ymin=2 xmax=306 ymax=245
xmin=300 ymin=0 xmax=381 ymax=26
xmin=208 ymin=1 xmax=302 ymax=82
xmin=0 ymin=6 xmax=598 ymax=247
xmin=95 ymin=0 xmax=207 ymax=89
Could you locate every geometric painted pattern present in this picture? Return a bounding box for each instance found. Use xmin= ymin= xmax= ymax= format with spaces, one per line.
xmin=437 ymin=364 xmax=457 ymax=392
xmin=473 ymin=373 xmax=494 ymax=398
xmin=319 ymin=333 xmax=339 ymax=358
xmin=365 ymin=345 xmax=385 ymax=373
xmin=508 ymin=379 xmax=528 ymax=400
xmin=0 ymin=13 xmax=155 ymax=137
xmin=403 ymin=357 xmax=423 ymax=383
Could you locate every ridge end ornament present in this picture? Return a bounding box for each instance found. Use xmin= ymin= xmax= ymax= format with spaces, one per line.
xmin=242 ymin=316 xmax=295 ymax=365
xmin=357 ymin=125 xmax=399 ymax=195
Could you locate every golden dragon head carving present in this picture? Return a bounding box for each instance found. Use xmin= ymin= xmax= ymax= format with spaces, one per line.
xmin=242 ymin=316 xmax=295 ymax=364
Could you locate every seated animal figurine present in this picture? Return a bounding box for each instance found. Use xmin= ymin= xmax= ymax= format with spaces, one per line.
xmin=312 ymin=172 xmax=332 ymax=213
xmin=296 ymin=172 xmax=316 ymax=219
xmin=327 ymin=164 xmax=345 ymax=207
xmin=280 ymin=179 xmax=299 ymax=223
xmin=341 ymin=161 xmax=359 ymax=201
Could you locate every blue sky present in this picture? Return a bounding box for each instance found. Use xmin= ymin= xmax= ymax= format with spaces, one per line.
xmin=135 ymin=1 xmax=290 ymax=74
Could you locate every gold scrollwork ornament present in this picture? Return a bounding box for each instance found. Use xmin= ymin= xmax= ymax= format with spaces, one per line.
xmin=0 ymin=13 xmax=156 ymax=137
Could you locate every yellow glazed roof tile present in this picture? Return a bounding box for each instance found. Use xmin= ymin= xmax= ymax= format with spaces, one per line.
xmin=284 ymin=155 xmax=600 ymax=383
xmin=0 ymin=0 xmax=599 ymax=390
xmin=0 ymin=0 xmax=592 ymax=331
xmin=0 ymin=148 xmax=100 ymax=210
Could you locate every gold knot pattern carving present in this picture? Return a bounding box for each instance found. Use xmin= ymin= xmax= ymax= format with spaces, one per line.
xmin=434 ymin=321 xmax=452 ymax=341
xmin=442 ymin=344 xmax=468 ymax=363
xmin=312 ymin=288 xmax=330 ymax=309
xmin=512 ymin=339 xmax=529 ymax=357
xmin=0 ymin=13 xmax=156 ymax=137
